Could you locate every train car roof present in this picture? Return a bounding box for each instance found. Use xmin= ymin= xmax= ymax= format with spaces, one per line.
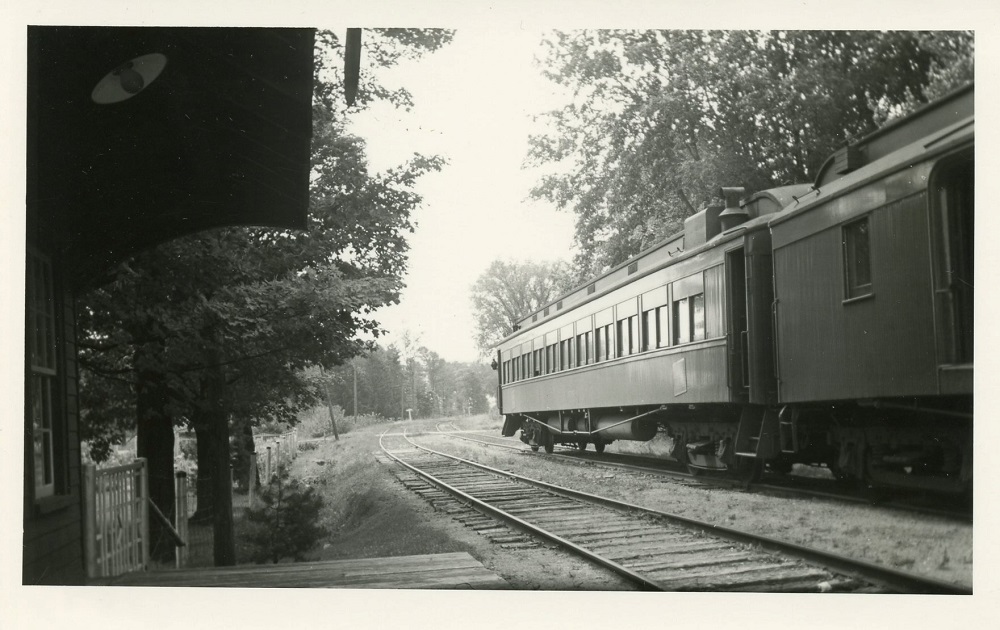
xmin=498 ymin=184 xmax=811 ymax=346
xmin=769 ymin=106 xmax=973 ymax=233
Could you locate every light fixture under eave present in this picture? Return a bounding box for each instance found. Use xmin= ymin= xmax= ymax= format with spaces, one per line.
xmin=91 ymin=53 xmax=168 ymax=104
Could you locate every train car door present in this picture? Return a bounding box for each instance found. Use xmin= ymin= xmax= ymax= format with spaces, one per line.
xmin=725 ymin=248 xmax=749 ymax=402
xmin=744 ymin=230 xmax=778 ymax=405
xmin=930 ymin=149 xmax=974 ymax=394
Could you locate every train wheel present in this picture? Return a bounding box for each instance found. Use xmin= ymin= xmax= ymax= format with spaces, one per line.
xmin=543 ymin=432 xmax=555 ymax=454
xmin=593 ymin=439 xmax=606 ymax=454
xmin=530 ymin=445 xmax=539 ymax=452
xmin=577 ymin=441 xmax=587 ymax=452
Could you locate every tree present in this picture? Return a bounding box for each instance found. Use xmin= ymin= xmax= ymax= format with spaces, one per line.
xmin=527 ymin=30 xmax=975 ymax=276
xmin=470 ymin=259 xmax=577 ymax=357
xmin=245 ymin=469 xmax=327 ymax=564
xmin=77 ymin=29 xmax=454 ymax=564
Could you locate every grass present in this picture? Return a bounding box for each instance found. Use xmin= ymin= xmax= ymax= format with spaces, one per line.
xmin=180 ymin=411 xmax=491 ymax=568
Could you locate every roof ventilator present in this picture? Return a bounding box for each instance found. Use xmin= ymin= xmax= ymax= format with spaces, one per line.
xmin=718 ymin=186 xmax=749 ymax=231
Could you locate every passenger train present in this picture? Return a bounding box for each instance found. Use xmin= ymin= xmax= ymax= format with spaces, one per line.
xmin=494 ymin=84 xmax=973 ymax=494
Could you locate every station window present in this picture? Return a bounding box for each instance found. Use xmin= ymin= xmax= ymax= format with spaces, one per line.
xmin=28 ymin=250 xmax=58 ymax=500
xmin=673 ymin=294 xmax=706 ymax=345
xmin=843 ymin=217 xmax=873 ymax=299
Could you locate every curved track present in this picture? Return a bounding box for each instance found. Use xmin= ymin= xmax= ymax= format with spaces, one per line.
xmin=382 ymin=430 xmax=969 ymax=594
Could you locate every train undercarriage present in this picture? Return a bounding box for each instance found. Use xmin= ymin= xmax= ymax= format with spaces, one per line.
xmin=503 ymin=398 xmax=972 ymax=495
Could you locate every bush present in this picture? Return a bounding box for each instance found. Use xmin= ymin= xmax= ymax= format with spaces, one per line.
xmin=244 ymin=469 xmax=327 ymax=564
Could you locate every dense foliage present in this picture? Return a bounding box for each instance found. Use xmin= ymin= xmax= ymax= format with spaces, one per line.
xmin=527 ymin=30 xmax=975 ymax=277
xmin=470 ymin=259 xmax=577 ymax=357
xmin=79 ymin=29 xmax=453 ymax=458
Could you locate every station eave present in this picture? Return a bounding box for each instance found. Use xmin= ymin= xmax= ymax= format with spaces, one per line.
xmin=27 ymin=26 xmax=317 ymax=289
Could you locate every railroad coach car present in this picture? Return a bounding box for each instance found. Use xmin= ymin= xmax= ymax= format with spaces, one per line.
xmin=495 ymin=182 xmax=812 ymax=471
xmin=765 ymin=84 xmax=973 ymax=492
xmin=495 ymin=84 xmax=973 ymax=494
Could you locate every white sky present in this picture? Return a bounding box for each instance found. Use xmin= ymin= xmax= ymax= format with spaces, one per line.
xmin=350 ymin=27 xmax=577 ymax=363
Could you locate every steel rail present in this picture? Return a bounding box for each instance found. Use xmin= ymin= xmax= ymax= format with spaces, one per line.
xmin=450 ymin=429 xmax=972 ymax=523
xmin=379 ymin=431 xmax=665 ymax=590
xmin=403 ymin=432 xmax=971 ymax=595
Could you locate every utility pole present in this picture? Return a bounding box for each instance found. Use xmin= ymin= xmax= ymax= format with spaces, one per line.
xmin=319 ymin=365 xmax=339 ymax=441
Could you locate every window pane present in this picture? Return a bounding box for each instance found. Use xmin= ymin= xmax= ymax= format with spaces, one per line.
xmin=674 ymin=298 xmax=690 ymax=344
xmin=630 ymin=316 xmax=639 ymax=354
xmin=616 ymin=321 xmax=625 ymax=358
xmin=657 ymin=306 xmax=668 ymax=347
xmin=844 ymin=218 xmax=872 ymax=298
xmin=692 ymin=294 xmax=705 ymax=341
xmin=642 ymin=311 xmax=653 ymax=351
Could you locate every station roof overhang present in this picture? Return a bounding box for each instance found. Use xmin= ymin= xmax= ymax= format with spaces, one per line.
xmin=27 ymin=26 xmax=318 ymax=289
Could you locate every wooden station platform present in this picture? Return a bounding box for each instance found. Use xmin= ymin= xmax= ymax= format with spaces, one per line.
xmin=101 ymin=552 xmax=509 ymax=589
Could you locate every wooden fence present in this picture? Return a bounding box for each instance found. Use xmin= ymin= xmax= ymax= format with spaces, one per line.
xmin=249 ymin=429 xmax=298 ymax=507
xmin=83 ymin=458 xmax=150 ymax=579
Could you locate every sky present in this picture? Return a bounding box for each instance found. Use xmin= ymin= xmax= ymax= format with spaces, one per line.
xmin=349 ymin=27 xmax=577 ymax=363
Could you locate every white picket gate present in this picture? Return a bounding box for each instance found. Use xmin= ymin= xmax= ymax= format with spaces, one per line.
xmin=83 ymin=458 xmax=150 ymax=578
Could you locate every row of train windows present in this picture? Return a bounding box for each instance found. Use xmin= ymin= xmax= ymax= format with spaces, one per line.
xmin=502 ymin=292 xmax=706 ymax=384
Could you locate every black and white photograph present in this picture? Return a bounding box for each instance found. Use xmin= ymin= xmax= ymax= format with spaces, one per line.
xmin=5 ymin=1 xmax=995 ymax=628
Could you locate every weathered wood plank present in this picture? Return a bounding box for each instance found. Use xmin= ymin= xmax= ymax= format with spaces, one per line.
xmin=102 ymin=552 xmax=508 ymax=589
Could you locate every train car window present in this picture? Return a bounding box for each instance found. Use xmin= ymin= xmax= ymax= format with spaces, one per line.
xmin=629 ymin=315 xmax=639 ymax=354
xmin=674 ymin=297 xmax=690 ymax=344
xmin=843 ymin=217 xmax=873 ymax=299
xmin=692 ymin=294 xmax=706 ymax=341
xmin=531 ymin=349 xmax=540 ymax=377
xmin=673 ymin=293 xmax=706 ymax=344
xmin=546 ymin=344 xmax=556 ymax=374
xmin=656 ymin=306 xmax=669 ymax=348
xmin=576 ymin=331 xmax=591 ymax=365
xmin=641 ymin=309 xmax=654 ymax=351
xmin=616 ymin=320 xmax=626 ymax=357
xmin=595 ymin=327 xmax=604 ymax=362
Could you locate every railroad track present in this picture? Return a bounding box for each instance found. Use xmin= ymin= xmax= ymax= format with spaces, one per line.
xmin=440 ymin=426 xmax=971 ymax=522
xmin=380 ymin=430 xmax=969 ymax=594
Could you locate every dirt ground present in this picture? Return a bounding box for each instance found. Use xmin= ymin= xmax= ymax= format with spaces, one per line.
xmin=287 ymin=414 xmax=972 ymax=591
